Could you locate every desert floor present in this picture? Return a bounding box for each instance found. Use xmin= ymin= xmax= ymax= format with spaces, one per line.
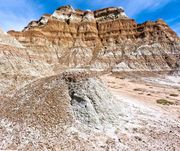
xmin=101 ymin=73 xmax=180 ymax=120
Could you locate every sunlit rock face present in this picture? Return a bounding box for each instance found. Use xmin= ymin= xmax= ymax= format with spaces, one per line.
xmin=7 ymin=5 xmax=180 ymax=72
xmin=0 ymin=5 xmax=179 ymax=96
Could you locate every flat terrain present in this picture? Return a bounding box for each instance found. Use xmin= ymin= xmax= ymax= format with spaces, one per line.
xmin=99 ymin=74 xmax=180 ymax=150
xmin=101 ymin=74 xmax=180 ymax=119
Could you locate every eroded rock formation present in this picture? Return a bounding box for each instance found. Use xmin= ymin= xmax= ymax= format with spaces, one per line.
xmin=0 ymin=28 xmax=54 ymax=96
xmin=8 ymin=5 xmax=180 ymax=71
xmin=0 ymin=6 xmax=180 ymax=150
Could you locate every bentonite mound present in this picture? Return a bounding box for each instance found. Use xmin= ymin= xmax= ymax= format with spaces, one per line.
xmin=0 ymin=71 xmax=121 ymax=150
xmin=0 ymin=71 xmax=180 ymax=151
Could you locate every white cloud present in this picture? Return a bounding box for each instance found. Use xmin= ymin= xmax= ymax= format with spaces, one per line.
xmin=124 ymin=0 xmax=172 ymax=17
xmin=166 ymin=15 xmax=180 ymax=24
xmin=0 ymin=11 xmax=27 ymax=31
xmin=0 ymin=0 xmax=41 ymax=31
xmin=171 ymin=23 xmax=180 ymax=36
xmin=0 ymin=0 xmax=177 ymax=32
xmin=63 ymin=0 xmax=172 ymax=17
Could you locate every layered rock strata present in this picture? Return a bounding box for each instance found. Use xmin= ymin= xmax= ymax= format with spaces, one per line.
xmin=8 ymin=5 xmax=180 ymax=71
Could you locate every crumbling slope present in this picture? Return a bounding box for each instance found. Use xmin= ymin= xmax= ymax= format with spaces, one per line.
xmin=0 ymin=71 xmax=180 ymax=151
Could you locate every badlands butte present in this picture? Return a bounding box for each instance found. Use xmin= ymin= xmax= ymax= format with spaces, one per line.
xmin=0 ymin=5 xmax=180 ymax=151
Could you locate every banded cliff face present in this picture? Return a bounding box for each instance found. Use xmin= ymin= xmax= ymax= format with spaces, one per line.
xmin=8 ymin=5 xmax=180 ymax=71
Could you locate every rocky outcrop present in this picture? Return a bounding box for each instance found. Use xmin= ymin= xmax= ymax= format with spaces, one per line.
xmin=8 ymin=5 xmax=179 ymax=72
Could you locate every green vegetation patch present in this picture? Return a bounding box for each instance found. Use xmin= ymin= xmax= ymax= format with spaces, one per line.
xmin=156 ymin=99 xmax=174 ymax=105
xmin=133 ymin=88 xmax=143 ymax=91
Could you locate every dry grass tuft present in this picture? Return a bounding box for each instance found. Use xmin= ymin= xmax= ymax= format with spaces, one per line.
xmin=169 ymin=94 xmax=178 ymax=97
xmin=156 ymin=99 xmax=174 ymax=105
xmin=133 ymin=88 xmax=143 ymax=91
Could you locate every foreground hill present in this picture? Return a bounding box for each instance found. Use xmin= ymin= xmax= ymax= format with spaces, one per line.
xmin=1 ymin=71 xmax=180 ymax=150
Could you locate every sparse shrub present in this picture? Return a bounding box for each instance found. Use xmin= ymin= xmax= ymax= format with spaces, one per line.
xmin=156 ymin=99 xmax=174 ymax=105
xmin=133 ymin=88 xmax=143 ymax=91
xmin=169 ymin=94 xmax=178 ymax=97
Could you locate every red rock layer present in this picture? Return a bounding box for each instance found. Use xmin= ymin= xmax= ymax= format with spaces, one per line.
xmin=8 ymin=5 xmax=180 ymax=71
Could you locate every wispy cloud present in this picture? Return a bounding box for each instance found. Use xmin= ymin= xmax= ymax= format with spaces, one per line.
xmin=166 ymin=15 xmax=180 ymax=24
xmin=0 ymin=0 xmax=41 ymax=31
xmin=0 ymin=0 xmax=179 ymax=35
xmin=122 ymin=0 xmax=172 ymax=17
xmin=56 ymin=0 xmax=172 ymax=17
xmin=171 ymin=23 xmax=180 ymax=36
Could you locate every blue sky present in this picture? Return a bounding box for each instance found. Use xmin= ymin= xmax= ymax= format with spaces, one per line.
xmin=0 ymin=0 xmax=179 ymax=36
